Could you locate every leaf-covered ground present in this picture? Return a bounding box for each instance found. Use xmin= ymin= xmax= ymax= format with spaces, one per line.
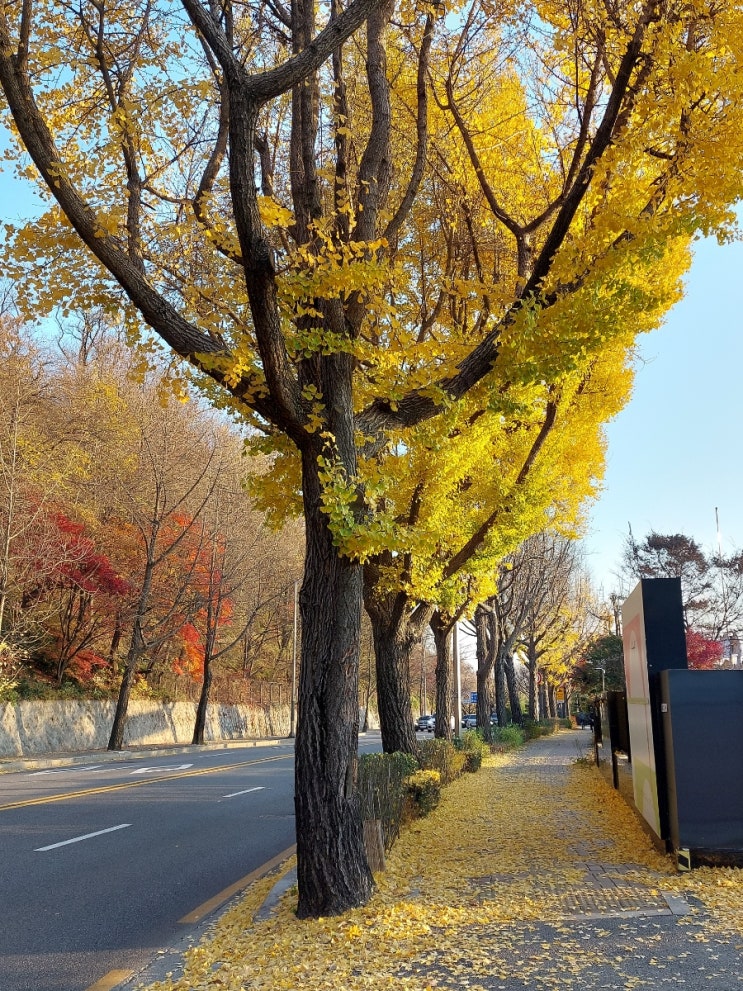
xmin=140 ymin=732 xmax=743 ymax=991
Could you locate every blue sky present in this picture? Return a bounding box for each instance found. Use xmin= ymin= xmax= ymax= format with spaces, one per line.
xmin=583 ymin=229 xmax=743 ymax=593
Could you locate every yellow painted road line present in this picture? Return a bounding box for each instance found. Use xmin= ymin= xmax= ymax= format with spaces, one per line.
xmin=0 ymin=754 xmax=292 ymax=812
xmin=83 ymin=969 xmax=133 ymax=991
xmin=178 ymin=844 xmax=297 ymax=924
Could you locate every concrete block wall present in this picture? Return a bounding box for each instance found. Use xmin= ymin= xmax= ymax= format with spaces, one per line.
xmin=0 ymin=699 xmax=291 ymax=757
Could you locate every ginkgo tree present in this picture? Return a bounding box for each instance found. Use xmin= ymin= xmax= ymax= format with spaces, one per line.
xmin=2 ymin=0 xmax=743 ymax=917
xmin=364 ymin=336 xmax=635 ymax=752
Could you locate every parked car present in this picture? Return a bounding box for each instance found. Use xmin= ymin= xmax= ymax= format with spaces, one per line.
xmin=416 ymin=714 xmax=435 ymax=732
xmin=461 ymin=713 xmax=497 ymax=730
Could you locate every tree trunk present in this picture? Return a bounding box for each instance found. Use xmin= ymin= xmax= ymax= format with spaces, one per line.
xmin=495 ymin=645 xmax=508 ymax=726
xmin=192 ymin=654 xmax=213 ymax=745
xmin=108 ymin=611 xmax=122 ymax=664
xmin=430 ymin=611 xmax=453 ymax=739
xmin=504 ymin=653 xmax=522 ymax=724
xmin=361 ymin=640 xmax=373 ymax=732
xmin=108 ymin=547 xmax=156 ymax=750
xmin=527 ymin=640 xmax=538 ymax=719
xmin=368 ymin=611 xmax=418 ymax=753
xmin=474 ymin=604 xmax=495 ymax=741
xmin=294 ymin=439 xmax=373 ymax=918
xmin=495 ymin=644 xmax=508 ymax=728
xmin=547 ymin=682 xmax=556 ymax=718
xmin=539 ymin=680 xmax=548 ymax=719
xmin=108 ymin=653 xmax=137 ymax=750
xmin=364 ymin=573 xmax=429 ymax=753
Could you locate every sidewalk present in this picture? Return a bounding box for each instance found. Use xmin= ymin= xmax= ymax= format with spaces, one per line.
xmin=121 ymin=729 xmax=743 ymax=991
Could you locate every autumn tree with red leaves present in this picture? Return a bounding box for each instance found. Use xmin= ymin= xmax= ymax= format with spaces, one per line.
xmin=685 ymin=629 xmax=723 ymax=670
xmin=31 ymin=511 xmax=129 ymax=683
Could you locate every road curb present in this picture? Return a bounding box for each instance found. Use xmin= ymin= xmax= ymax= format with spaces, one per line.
xmin=0 ymin=738 xmax=288 ymax=774
xmin=105 ymin=848 xmax=298 ymax=991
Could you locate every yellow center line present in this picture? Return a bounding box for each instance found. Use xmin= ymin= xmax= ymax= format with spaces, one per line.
xmin=0 ymin=754 xmax=293 ymax=812
xmin=83 ymin=969 xmax=133 ymax=991
xmin=178 ymin=843 xmax=297 ymax=924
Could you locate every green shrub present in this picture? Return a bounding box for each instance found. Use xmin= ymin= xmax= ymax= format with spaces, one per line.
xmin=454 ymin=729 xmax=489 ymax=772
xmin=521 ymin=718 xmax=558 ymax=740
xmin=491 ymin=725 xmax=525 ymax=750
xmin=358 ymin=751 xmax=418 ymax=850
xmin=404 ymin=769 xmax=441 ymax=816
xmin=14 ymin=677 xmax=61 ymax=700
xmin=462 ymin=749 xmax=482 ymax=772
xmin=418 ymin=737 xmax=467 ymax=784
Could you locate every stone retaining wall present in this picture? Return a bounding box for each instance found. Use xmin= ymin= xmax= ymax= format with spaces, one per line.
xmin=0 ymin=699 xmax=291 ymax=756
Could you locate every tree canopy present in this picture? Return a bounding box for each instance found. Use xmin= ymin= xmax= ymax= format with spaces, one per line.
xmin=622 ymin=529 xmax=743 ymax=640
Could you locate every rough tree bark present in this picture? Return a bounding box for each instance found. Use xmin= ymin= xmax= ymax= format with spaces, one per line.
xmin=363 ymin=570 xmax=430 ymax=753
xmin=526 ymin=637 xmax=539 ymax=719
xmin=193 ymin=592 xmax=219 ymax=745
xmin=539 ymin=680 xmax=548 ymax=719
xmin=474 ymin=604 xmax=496 ymax=741
xmin=430 ymin=610 xmax=454 ymax=740
xmin=295 ymin=437 xmax=373 ymax=916
xmin=547 ymin=682 xmax=556 ymax=718
xmin=494 ymin=643 xmax=509 ymax=728
xmin=108 ymin=556 xmax=154 ymax=750
xmin=192 ymin=659 xmax=213 ymax=745
xmin=504 ymin=653 xmax=522 ymax=724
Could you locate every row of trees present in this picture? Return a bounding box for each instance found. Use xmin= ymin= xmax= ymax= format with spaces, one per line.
xmin=3 ymin=0 xmax=743 ymax=917
xmin=470 ymin=533 xmax=594 ymax=733
xmin=0 ymin=312 xmax=304 ymax=741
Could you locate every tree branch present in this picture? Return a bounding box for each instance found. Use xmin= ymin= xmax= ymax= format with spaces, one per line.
xmin=356 ymin=1 xmax=661 ymax=440
xmin=440 ymin=396 xmax=558 ymax=580
xmin=182 ymin=0 xmax=389 ymax=105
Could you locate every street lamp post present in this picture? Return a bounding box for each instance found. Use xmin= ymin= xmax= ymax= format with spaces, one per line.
xmin=420 ymin=638 xmax=427 ymax=716
xmin=289 ymin=578 xmax=299 ymax=738
xmin=453 ymin=622 xmax=462 ymax=737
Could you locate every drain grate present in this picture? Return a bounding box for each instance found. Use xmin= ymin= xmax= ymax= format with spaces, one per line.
xmin=547 ymin=882 xmax=673 ymax=919
xmin=468 ymin=863 xmax=691 ymax=921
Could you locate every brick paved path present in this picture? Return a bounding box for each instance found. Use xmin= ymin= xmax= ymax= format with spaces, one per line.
xmin=431 ymin=730 xmax=742 ymax=991
xmin=482 ymin=730 xmax=687 ymax=922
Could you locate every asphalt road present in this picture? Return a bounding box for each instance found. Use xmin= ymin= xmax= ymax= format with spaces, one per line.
xmin=0 ymin=734 xmax=381 ymax=991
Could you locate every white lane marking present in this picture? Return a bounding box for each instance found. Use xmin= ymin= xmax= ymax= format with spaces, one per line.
xmin=31 ymin=764 xmax=104 ymax=776
xmin=35 ymin=823 xmax=132 ymax=851
xmin=223 ymin=786 xmax=265 ymax=799
xmin=129 ymin=763 xmax=193 ymax=775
